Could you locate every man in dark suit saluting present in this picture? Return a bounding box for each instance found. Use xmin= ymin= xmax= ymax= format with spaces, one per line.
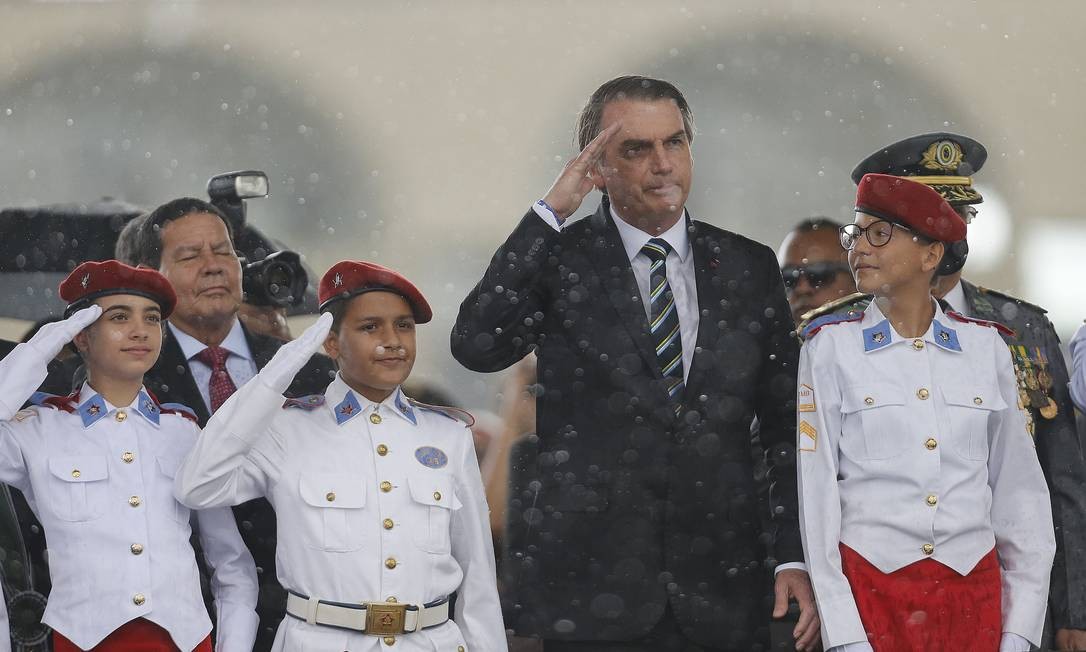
xmin=452 ymin=76 xmax=818 ymax=651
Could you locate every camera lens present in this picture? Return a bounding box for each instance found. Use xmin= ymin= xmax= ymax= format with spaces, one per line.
xmin=264 ymin=262 xmax=293 ymax=301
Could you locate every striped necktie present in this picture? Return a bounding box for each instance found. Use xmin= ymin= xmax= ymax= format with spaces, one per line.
xmin=641 ymin=238 xmax=684 ymax=403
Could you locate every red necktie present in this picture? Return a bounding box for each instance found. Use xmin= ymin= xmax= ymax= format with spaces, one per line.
xmin=195 ymin=346 xmax=237 ymax=413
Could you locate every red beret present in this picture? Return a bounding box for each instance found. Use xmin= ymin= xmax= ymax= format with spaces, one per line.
xmin=855 ymin=173 xmax=966 ymax=242
xmin=318 ymin=260 xmax=432 ymax=324
xmin=59 ymin=260 xmax=177 ymax=318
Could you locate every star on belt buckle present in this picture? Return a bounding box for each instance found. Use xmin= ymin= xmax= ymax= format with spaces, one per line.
xmin=365 ymin=602 xmax=407 ymax=636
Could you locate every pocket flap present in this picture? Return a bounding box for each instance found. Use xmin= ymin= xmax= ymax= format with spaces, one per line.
xmin=299 ymin=473 xmax=366 ymax=509
xmin=155 ymin=456 xmax=180 ymax=479
xmin=48 ymin=456 xmax=108 ymax=483
xmin=407 ymin=474 xmax=461 ymax=510
xmin=941 ymin=386 xmax=1006 ymax=411
xmin=842 ymin=383 xmax=905 ymax=413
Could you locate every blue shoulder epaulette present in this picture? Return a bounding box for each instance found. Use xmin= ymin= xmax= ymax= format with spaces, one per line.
xmin=408 ymin=399 xmax=475 ymax=427
xmin=160 ymin=402 xmax=198 ymax=423
xmin=801 ymin=311 xmax=864 ymax=340
xmin=283 ymin=395 xmax=327 ymax=411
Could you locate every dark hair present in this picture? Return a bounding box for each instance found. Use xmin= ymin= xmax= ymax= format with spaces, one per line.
xmin=114 ymin=213 xmax=148 ymax=265
xmin=792 ymin=216 xmax=845 ymax=233
xmin=325 ymin=300 xmax=349 ymax=333
xmin=575 ymin=75 xmax=695 ymax=151
xmin=132 ymin=197 xmax=234 ymax=269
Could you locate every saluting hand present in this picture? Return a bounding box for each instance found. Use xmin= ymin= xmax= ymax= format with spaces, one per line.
xmin=27 ymin=305 xmax=103 ymax=360
xmin=260 ymin=312 xmax=333 ymax=394
xmin=541 ymin=121 xmax=622 ymax=223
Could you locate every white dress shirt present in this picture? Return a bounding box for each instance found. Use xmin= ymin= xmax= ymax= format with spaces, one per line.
xmin=175 ymin=373 xmax=508 ymax=651
xmin=942 ymin=279 xmax=970 ymax=317
xmin=799 ymin=300 xmax=1055 ymax=649
xmin=169 ymin=319 xmax=257 ymax=412
xmin=0 ymin=374 xmax=258 ymax=651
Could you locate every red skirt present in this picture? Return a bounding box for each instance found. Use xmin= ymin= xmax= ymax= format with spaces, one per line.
xmin=53 ymin=618 xmax=212 ymax=652
xmin=840 ymin=543 xmax=1002 ymax=652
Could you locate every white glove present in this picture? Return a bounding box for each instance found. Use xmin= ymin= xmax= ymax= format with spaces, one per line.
xmin=828 ymin=643 xmax=874 ymax=652
xmin=27 ymin=305 xmax=103 ymax=360
xmin=0 ymin=305 xmax=102 ymax=420
xmin=998 ymin=632 xmax=1032 ymax=652
xmin=259 ymin=312 xmax=333 ymax=394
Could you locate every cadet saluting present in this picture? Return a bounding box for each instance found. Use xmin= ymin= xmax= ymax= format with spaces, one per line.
xmin=175 ymin=260 xmax=506 ymax=651
xmin=0 ymin=260 xmax=258 ymax=652
xmin=798 ymin=175 xmax=1055 ymax=652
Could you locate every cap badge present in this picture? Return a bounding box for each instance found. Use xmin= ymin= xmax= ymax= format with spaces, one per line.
xmin=921 ymin=140 xmax=964 ymax=172
xmin=80 ymin=273 xmax=90 ymax=289
xmin=333 ymin=273 xmax=343 ymax=288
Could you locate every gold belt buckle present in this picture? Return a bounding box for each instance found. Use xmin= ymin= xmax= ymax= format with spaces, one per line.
xmin=365 ymin=601 xmax=407 ymax=636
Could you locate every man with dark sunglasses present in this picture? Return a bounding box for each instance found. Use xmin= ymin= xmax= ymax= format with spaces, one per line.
xmin=777 ymin=217 xmax=858 ymax=325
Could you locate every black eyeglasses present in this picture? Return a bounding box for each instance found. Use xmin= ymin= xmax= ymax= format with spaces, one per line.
xmin=839 ymin=220 xmax=918 ymax=251
xmin=781 ymin=262 xmax=851 ymax=290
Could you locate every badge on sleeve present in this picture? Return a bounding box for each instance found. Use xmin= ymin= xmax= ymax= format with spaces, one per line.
xmin=799 ymin=421 xmax=817 ymax=452
xmin=415 ymin=446 xmax=449 ymax=469
xmin=798 ymin=384 xmax=816 ymax=413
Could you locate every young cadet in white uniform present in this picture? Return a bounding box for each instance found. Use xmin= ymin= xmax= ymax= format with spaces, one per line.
xmin=175 ymin=260 xmax=507 ymax=651
xmin=798 ymin=175 xmax=1055 ymax=652
xmin=0 ymin=260 xmax=258 ymax=652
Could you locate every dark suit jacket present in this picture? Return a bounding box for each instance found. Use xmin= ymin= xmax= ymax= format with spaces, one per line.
xmin=39 ymin=322 xmax=336 ymax=650
xmin=452 ymin=201 xmax=801 ymax=648
xmin=962 ymin=280 xmax=1086 ymax=630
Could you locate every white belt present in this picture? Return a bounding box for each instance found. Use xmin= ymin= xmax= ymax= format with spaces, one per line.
xmin=285 ymin=590 xmax=452 ymax=635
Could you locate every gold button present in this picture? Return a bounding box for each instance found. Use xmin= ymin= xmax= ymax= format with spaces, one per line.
xmin=433 ymin=491 xmax=442 ymax=501
xmin=129 ymin=495 xmax=141 ymax=507
xmin=326 ymin=492 xmax=336 ymax=502
xmin=383 ymin=518 xmax=394 ymax=530
xmin=385 ymin=557 xmax=397 ymax=569
xmin=458 ymin=647 xmax=465 ymax=652
xmin=387 ymin=596 xmax=397 ymax=603
xmin=71 ymin=469 xmax=81 ymax=478
xmin=130 ymin=543 xmax=144 ymax=555
xmin=974 ymin=397 xmax=983 ymax=405
xmin=917 ymin=388 xmax=930 ymax=400
xmin=383 ymin=636 xmax=396 ymax=646
xmin=925 ymin=438 xmax=938 ymax=450
xmin=121 ymin=451 xmax=135 ymax=463
xmin=922 ymin=543 xmax=934 ymax=555
xmin=377 ymin=444 xmax=389 ymax=456
xmin=912 ymin=339 xmax=924 ymax=350
xmin=115 ymin=410 xmax=127 ymax=422
xmin=380 ymin=481 xmax=392 ymax=492
xmin=864 ymin=397 xmax=874 ymax=406
xmin=132 ymin=593 xmax=145 ymax=606
xmin=370 ymin=413 xmax=383 ymax=424
xmin=926 ymin=495 xmax=938 ymax=506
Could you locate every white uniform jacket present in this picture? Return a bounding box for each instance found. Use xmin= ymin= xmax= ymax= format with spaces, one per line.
xmin=175 ymin=373 xmax=507 ymax=652
xmin=797 ymin=301 xmax=1055 ymax=648
xmin=0 ymin=376 xmax=258 ymax=651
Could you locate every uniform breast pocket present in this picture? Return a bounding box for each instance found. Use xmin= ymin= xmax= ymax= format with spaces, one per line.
xmin=298 ymin=473 xmax=367 ymax=552
xmin=154 ymin=457 xmax=189 ymax=525
xmin=840 ymin=383 xmax=909 ymax=460
xmin=47 ymin=456 xmax=109 ymax=522
xmin=407 ymin=474 xmax=462 ymax=554
xmin=942 ymin=385 xmax=1005 ymax=461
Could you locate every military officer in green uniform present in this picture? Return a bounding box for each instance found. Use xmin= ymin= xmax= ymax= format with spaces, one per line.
xmin=799 ymin=132 xmax=1086 ymax=651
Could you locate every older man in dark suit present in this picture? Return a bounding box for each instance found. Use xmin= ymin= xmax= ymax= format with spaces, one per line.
xmin=452 ymin=76 xmax=818 ymax=651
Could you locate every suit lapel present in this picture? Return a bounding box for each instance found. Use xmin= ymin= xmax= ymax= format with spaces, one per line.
xmin=244 ymin=325 xmax=277 ymax=369
xmin=682 ymin=219 xmax=722 ymax=402
xmin=147 ymin=327 xmax=211 ymax=426
xmin=585 ymin=202 xmax=663 ymax=380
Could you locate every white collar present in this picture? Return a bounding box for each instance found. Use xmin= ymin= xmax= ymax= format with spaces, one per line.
xmin=169 ymin=318 xmax=253 ymax=362
xmin=610 ymin=204 xmax=691 ymax=263
xmin=942 ymin=280 xmax=969 ymax=317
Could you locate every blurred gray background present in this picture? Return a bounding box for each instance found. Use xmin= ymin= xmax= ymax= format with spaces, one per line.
xmin=0 ymin=0 xmax=1082 ymax=409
